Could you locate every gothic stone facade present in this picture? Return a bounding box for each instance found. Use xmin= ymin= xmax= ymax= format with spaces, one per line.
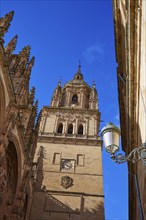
xmin=0 ymin=12 xmax=39 ymax=220
xmin=30 ymin=67 xmax=105 ymax=220
xmin=113 ymin=0 xmax=146 ymax=219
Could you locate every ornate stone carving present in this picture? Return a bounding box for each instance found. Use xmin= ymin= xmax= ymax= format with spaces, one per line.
xmin=28 ymin=86 xmax=35 ymax=106
xmin=1 ymin=112 xmax=17 ymax=138
xmin=0 ymin=11 xmax=40 ymax=218
xmin=25 ymin=56 xmax=35 ymax=76
xmin=0 ymin=156 xmax=8 ymax=203
xmin=58 ymin=116 xmax=66 ymax=122
xmin=5 ymin=35 xmax=18 ymax=55
xmin=69 ymin=117 xmax=75 ymax=122
xmin=78 ymin=116 xmax=86 ymax=123
xmin=10 ymin=112 xmax=17 ymax=129
xmin=0 ymin=11 xmax=14 ymax=38
xmin=61 ymin=175 xmax=73 ymax=189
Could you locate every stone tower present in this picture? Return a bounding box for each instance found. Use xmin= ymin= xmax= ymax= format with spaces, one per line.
xmin=30 ymin=65 xmax=104 ymax=220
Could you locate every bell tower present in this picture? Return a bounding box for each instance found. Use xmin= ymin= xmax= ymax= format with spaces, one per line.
xmin=30 ymin=66 xmax=104 ymax=220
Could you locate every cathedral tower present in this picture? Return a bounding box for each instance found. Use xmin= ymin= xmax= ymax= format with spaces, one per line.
xmin=30 ymin=66 xmax=104 ymax=220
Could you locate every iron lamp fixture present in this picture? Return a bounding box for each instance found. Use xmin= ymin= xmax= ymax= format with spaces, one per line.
xmin=101 ymin=123 xmax=146 ymax=166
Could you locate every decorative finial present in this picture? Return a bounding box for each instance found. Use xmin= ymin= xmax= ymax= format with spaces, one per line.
xmin=58 ymin=75 xmax=62 ymax=86
xmin=25 ymin=56 xmax=35 ymax=77
xmin=19 ymin=45 xmax=31 ymax=60
xmin=92 ymin=80 xmax=96 ymax=88
xmin=77 ymin=60 xmax=81 ymax=73
xmin=79 ymin=60 xmax=81 ymax=66
xmin=0 ymin=11 xmax=14 ymax=38
xmin=29 ymin=87 xmax=35 ymax=105
xmin=5 ymin=35 xmax=18 ymax=54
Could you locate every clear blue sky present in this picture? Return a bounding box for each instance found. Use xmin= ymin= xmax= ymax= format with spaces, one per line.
xmin=1 ymin=1 xmax=128 ymax=219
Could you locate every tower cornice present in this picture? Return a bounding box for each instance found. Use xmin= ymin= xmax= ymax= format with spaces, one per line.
xmin=38 ymin=135 xmax=102 ymax=146
xmin=42 ymin=106 xmax=100 ymax=116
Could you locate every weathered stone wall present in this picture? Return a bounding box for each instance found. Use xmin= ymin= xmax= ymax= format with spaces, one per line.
xmin=30 ymin=142 xmax=104 ymax=220
xmin=113 ymin=0 xmax=146 ymax=219
xmin=30 ymin=70 xmax=104 ymax=220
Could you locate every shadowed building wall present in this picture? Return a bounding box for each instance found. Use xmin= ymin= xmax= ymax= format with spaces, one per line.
xmin=113 ymin=0 xmax=146 ymax=219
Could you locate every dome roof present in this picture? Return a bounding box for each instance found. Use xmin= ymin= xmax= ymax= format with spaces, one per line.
xmin=62 ymin=65 xmax=90 ymax=89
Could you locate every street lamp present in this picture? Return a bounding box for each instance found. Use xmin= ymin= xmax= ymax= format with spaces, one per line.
xmin=101 ymin=122 xmax=146 ymax=165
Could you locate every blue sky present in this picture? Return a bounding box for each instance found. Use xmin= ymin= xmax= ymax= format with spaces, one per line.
xmin=1 ymin=1 xmax=128 ymax=219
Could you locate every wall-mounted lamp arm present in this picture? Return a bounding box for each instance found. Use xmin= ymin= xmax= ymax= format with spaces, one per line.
xmin=110 ymin=143 xmax=146 ymax=165
xmin=101 ymin=123 xmax=146 ymax=166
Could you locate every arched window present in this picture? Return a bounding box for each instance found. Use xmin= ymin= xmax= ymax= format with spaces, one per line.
xmin=78 ymin=124 xmax=83 ymax=135
xmin=57 ymin=122 xmax=63 ymax=133
xmin=61 ymin=93 xmax=65 ymax=107
xmin=72 ymin=94 xmax=78 ymax=104
xmin=68 ymin=123 xmax=73 ymax=134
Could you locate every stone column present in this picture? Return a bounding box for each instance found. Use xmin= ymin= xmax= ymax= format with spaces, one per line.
xmin=85 ymin=118 xmax=88 ymax=136
xmin=42 ymin=112 xmax=48 ymax=133
xmin=64 ymin=117 xmax=68 ymax=134
xmin=81 ymin=92 xmax=84 ymax=108
xmin=94 ymin=117 xmax=97 ymax=136
xmin=75 ymin=118 xmax=78 ymax=134
xmin=73 ymin=121 xmax=75 ymax=134
xmin=54 ymin=115 xmax=58 ymax=133
xmin=66 ymin=90 xmax=71 ymax=107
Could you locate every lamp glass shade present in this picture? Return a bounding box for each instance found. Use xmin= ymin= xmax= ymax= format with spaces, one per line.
xmin=101 ymin=123 xmax=120 ymax=154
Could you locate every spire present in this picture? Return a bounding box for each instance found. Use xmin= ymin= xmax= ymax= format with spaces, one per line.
xmin=91 ymin=81 xmax=97 ymax=94
xmin=58 ymin=74 xmax=62 ymax=87
xmin=77 ymin=64 xmax=81 ymax=74
xmin=0 ymin=11 xmax=14 ymax=38
xmin=25 ymin=56 xmax=35 ymax=78
xmin=77 ymin=60 xmax=81 ymax=73
xmin=57 ymin=80 xmax=61 ymax=87
xmin=29 ymin=87 xmax=36 ymax=106
xmin=54 ymin=80 xmax=61 ymax=95
xmin=74 ymin=62 xmax=83 ymax=80
xmin=51 ymin=81 xmax=62 ymax=107
xmin=92 ymin=80 xmax=96 ymax=89
xmin=25 ymin=99 xmax=39 ymax=148
xmin=89 ymin=80 xmax=98 ymax=110
xmin=5 ymin=35 xmax=18 ymax=54
xmin=34 ymin=99 xmax=38 ymax=114
xmin=9 ymin=46 xmax=31 ymax=75
xmin=16 ymin=45 xmax=31 ymax=73
xmin=28 ymin=56 xmax=35 ymax=69
xmin=19 ymin=45 xmax=31 ymax=62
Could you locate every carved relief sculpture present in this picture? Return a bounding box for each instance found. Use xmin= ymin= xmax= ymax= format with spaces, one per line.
xmin=61 ymin=176 xmax=73 ymax=189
